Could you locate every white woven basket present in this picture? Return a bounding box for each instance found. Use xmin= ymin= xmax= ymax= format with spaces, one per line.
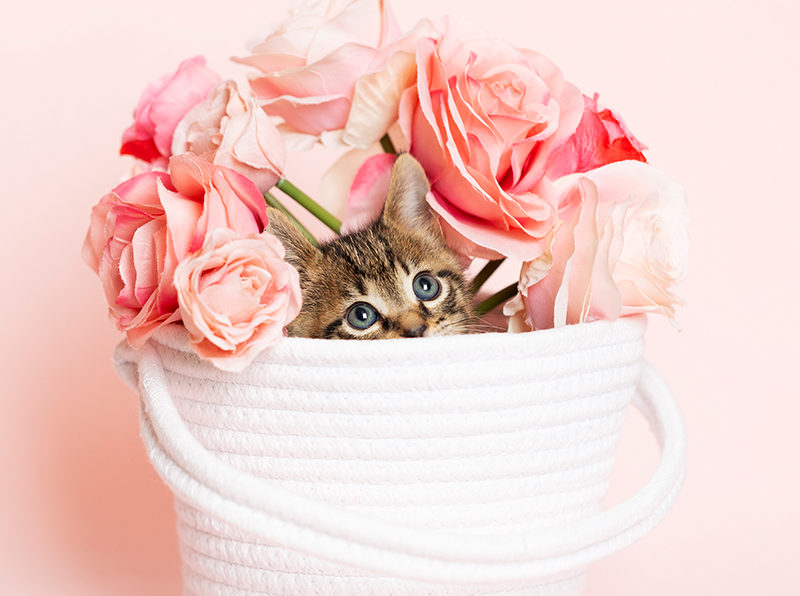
xmin=114 ymin=317 xmax=685 ymax=595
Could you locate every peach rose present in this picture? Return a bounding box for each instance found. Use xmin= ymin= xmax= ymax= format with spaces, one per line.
xmin=398 ymin=25 xmax=585 ymax=261
xmin=83 ymin=153 xmax=268 ymax=347
xmin=171 ymin=80 xmax=286 ymax=193
xmin=120 ymin=56 xmax=220 ymax=166
xmin=234 ymin=0 xmax=431 ymax=147
xmin=174 ymin=229 xmax=302 ymax=371
xmin=504 ymin=161 xmax=688 ymax=330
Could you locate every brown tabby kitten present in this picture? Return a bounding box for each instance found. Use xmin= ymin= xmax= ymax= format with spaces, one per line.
xmin=268 ymin=154 xmax=474 ymax=339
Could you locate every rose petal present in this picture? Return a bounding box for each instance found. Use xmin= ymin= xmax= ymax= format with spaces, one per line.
xmin=343 ymin=50 xmax=418 ymax=148
xmin=340 ymin=152 xmax=396 ymax=234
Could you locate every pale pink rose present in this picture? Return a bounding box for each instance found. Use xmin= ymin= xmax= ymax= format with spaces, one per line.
xmin=234 ymin=0 xmax=431 ymax=147
xmin=120 ymin=56 xmax=220 ymax=165
xmin=317 ymin=145 xmax=386 ymax=222
xmin=174 ymin=229 xmax=302 ymax=372
xmin=121 ymin=158 xmax=162 ymax=181
xmin=398 ymin=24 xmax=585 ymax=261
xmin=171 ymin=80 xmax=286 ymax=192
xmin=505 ymin=161 xmax=688 ymax=331
xmin=547 ymin=93 xmax=647 ymax=179
xmin=83 ymin=153 xmax=268 ymax=348
xmin=339 ymin=152 xmax=397 ymax=233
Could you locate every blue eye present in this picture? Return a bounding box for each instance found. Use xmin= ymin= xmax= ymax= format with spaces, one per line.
xmin=346 ymin=302 xmax=379 ymax=330
xmin=413 ymin=273 xmax=441 ymax=301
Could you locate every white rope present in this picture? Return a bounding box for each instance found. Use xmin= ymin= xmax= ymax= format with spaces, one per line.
xmin=115 ymin=317 xmax=685 ymax=594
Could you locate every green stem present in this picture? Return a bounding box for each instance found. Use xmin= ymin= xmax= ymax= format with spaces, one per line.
xmin=470 ymin=259 xmax=505 ymax=295
xmin=380 ymin=133 xmax=397 ymax=154
xmin=474 ymin=282 xmax=518 ymax=316
xmin=276 ymin=179 xmax=341 ymax=234
xmin=264 ymin=192 xmax=319 ymax=248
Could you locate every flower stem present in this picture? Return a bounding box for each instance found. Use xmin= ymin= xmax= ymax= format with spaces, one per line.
xmin=380 ymin=133 xmax=397 ymax=154
xmin=474 ymin=282 xmax=518 ymax=316
xmin=470 ymin=259 xmax=505 ymax=294
xmin=276 ymin=178 xmax=341 ymax=234
xmin=264 ymin=192 xmax=319 ymax=248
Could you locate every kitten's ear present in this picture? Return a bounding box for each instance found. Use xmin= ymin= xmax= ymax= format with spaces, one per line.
xmin=381 ymin=154 xmax=437 ymax=233
xmin=265 ymin=206 xmax=318 ymax=269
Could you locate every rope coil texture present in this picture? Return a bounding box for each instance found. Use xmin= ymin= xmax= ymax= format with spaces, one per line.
xmin=114 ymin=317 xmax=685 ymax=596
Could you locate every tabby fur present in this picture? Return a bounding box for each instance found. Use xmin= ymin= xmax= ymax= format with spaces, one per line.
xmin=268 ymin=154 xmax=474 ymax=339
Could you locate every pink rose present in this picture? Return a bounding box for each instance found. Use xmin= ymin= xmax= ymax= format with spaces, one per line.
xmin=339 ymin=152 xmax=397 ymax=233
xmin=120 ymin=56 xmax=220 ymax=166
xmin=398 ymin=25 xmax=585 ymax=260
xmin=234 ymin=0 xmax=430 ymax=147
xmin=504 ymin=161 xmax=688 ymax=331
xmin=547 ymin=93 xmax=647 ymax=179
xmin=174 ymin=229 xmax=302 ymax=371
xmin=171 ymin=80 xmax=286 ymax=193
xmin=83 ymin=153 xmax=268 ymax=347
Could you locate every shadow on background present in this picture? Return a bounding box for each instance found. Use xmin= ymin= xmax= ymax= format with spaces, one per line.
xmin=11 ymin=300 xmax=183 ymax=595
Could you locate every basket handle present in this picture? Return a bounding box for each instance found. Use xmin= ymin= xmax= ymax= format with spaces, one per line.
xmin=116 ymin=341 xmax=685 ymax=584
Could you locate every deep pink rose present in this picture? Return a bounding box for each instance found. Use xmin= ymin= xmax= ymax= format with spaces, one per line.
xmin=120 ymin=56 xmax=220 ymax=165
xmin=398 ymin=25 xmax=585 ymax=260
xmin=504 ymin=161 xmax=688 ymax=331
xmin=174 ymin=229 xmax=302 ymax=372
xmin=234 ymin=0 xmax=431 ymax=147
xmin=547 ymin=93 xmax=647 ymax=179
xmin=83 ymin=153 xmax=268 ymax=347
xmin=171 ymin=80 xmax=286 ymax=192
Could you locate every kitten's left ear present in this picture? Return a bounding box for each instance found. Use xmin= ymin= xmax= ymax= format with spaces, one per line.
xmin=381 ymin=153 xmax=438 ymax=233
xmin=265 ymin=206 xmax=319 ymax=270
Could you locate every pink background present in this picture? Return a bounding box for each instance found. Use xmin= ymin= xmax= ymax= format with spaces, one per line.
xmin=2 ymin=0 xmax=798 ymax=593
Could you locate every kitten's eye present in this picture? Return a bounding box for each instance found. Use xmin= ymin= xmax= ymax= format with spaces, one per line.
xmin=413 ymin=273 xmax=441 ymax=301
xmin=346 ymin=302 xmax=379 ymax=330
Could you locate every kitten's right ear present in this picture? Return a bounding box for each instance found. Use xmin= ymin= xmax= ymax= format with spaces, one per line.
xmin=265 ymin=206 xmax=318 ymax=269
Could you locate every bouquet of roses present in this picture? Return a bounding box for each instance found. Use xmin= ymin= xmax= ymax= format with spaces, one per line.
xmin=84 ymin=0 xmax=688 ymax=371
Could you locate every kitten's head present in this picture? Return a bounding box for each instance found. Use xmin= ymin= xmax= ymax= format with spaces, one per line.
xmin=269 ymin=154 xmax=474 ymax=339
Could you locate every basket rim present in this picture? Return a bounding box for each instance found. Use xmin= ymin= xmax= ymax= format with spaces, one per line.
xmin=145 ymin=316 xmax=647 ymax=367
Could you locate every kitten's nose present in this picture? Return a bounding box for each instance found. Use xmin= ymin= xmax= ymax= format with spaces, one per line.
xmin=397 ymin=311 xmax=428 ymax=337
xmin=402 ymin=323 xmax=428 ymax=338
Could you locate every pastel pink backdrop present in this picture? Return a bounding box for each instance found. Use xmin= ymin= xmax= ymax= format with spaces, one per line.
xmin=2 ymin=0 xmax=798 ymax=594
